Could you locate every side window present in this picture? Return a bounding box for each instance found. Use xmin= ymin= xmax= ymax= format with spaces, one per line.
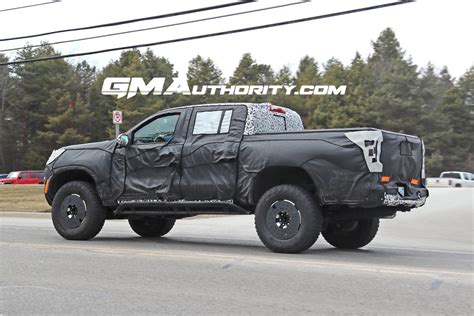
xmin=193 ymin=110 xmax=233 ymax=135
xmin=441 ymin=172 xmax=461 ymax=179
xmin=133 ymin=114 xmax=179 ymax=145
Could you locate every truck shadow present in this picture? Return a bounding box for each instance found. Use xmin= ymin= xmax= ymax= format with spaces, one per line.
xmin=92 ymin=235 xmax=380 ymax=257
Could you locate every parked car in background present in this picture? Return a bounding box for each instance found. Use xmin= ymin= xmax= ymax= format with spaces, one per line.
xmin=0 ymin=174 xmax=8 ymax=179
xmin=0 ymin=170 xmax=45 ymax=184
xmin=426 ymin=171 xmax=474 ymax=188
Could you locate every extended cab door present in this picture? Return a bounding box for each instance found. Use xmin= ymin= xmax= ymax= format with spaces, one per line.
xmin=180 ymin=105 xmax=247 ymax=201
xmin=118 ymin=109 xmax=189 ymax=201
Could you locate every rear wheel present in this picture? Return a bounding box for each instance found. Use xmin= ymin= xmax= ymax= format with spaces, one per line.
xmin=52 ymin=181 xmax=106 ymax=240
xmin=322 ymin=218 xmax=379 ymax=249
xmin=128 ymin=217 xmax=175 ymax=238
xmin=255 ymin=185 xmax=323 ymax=253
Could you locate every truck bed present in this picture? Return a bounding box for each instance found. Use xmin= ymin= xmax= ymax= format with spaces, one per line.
xmin=238 ymin=128 xmax=426 ymax=208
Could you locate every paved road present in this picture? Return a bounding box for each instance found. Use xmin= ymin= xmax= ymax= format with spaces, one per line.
xmin=1 ymin=188 xmax=473 ymax=314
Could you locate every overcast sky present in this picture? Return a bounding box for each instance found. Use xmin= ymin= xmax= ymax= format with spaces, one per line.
xmin=1 ymin=0 xmax=473 ymax=80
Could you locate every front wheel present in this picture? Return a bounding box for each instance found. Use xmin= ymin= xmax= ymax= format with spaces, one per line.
xmin=255 ymin=184 xmax=323 ymax=253
xmin=322 ymin=218 xmax=379 ymax=249
xmin=128 ymin=217 xmax=175 ymax=238
xmin=52 ymin=181 xmax=106 ymax=240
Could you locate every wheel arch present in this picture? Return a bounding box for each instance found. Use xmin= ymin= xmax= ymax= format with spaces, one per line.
xmin=47 ymin=167 xmax=98 ymax=205
xmin=249 ymin=166 xmax=319 ymax=205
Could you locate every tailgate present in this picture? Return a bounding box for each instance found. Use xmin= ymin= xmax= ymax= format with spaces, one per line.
xmin=344 ymin=129 xmax=428 ymax=208
xmin=380 ymin=131 xmax=423 ymax=182
xmin=379 ymin=131 xmax=428 ymax=208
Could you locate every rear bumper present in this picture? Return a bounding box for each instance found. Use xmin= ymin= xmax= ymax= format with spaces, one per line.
xmin=382 ymin=184 xmax=428 ymax=208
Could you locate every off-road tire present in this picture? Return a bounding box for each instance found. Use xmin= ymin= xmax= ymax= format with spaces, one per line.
xmin=52 ymin=181 xmax=106 ymax=240
xmin=128 ymin=217 xmax=176 ymax=238
xmin=255 ymin=185 xmax=323 ymax=253
xmin=322 ymin=218 xmax=379 ymax=249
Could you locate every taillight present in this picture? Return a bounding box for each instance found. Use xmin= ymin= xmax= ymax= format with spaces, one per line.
xmin=381 ymin=176 xmax=391 ymax=183
xmin=268 ymin=104 xmax=286 ymax=114
xmin=410 ymin=179 xmax=420 ymax=185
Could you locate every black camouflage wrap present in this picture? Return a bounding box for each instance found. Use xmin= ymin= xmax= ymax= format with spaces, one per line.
xmin=45 ymin=103 xmax=427 ymax=210
xmin=237 ymin=129 xmax=426 ymax=207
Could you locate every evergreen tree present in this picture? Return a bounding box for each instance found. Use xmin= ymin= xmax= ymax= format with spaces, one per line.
xmin=365 ymin=28 xmax=422 ymax=135
xmin=229 ymin=53 xmax=274 ymax=85
xmin=37 ymin=95 xmax=93 ymax=148
xmin=187 ymin=55 xmax=223 ymax=86
xmin=342 ymin=52 xmax=374 ymax=127
xmin=181 ymin=55 xmax=223 ymax=104
xmin=269 ymin=65 xmax=296 ymax=110
xmin=75 ymin=61 xmax=96 ymax=103
xmin=311 ymin=58 xmax=348 ymax=128
xmin=295 ymin=55 xmax=320 ymax=85
xmin=424 ymin=67 xmax=474 ymax=175
xmin=228 ymin=53 xmax=274 ymax=103
xmin=293 ymin=56 xmax=322 ymax=125
xmin=10 ymin=44 xmax=78 ymax=169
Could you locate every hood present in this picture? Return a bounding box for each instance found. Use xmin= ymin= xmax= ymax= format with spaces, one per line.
xmin=64 ymin=140 xmax=117 ymax=153
xmin=46 ymin=140 xmax=118 ymax=168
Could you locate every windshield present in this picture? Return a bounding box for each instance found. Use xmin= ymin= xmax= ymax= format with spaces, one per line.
xmin=6 ymin=172 xmax=20 ymax=179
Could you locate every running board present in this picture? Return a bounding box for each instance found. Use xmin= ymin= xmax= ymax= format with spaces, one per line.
xmin=114 ymin=200 xmax=251 ymax=216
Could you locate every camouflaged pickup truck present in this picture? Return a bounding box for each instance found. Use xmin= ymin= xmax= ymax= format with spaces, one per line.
xmin=44 ymin=103 xmax=428 ymax=253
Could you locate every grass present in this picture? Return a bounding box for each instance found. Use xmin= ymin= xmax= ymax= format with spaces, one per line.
xmin=0 ymin=184 xmax=50 ymax=212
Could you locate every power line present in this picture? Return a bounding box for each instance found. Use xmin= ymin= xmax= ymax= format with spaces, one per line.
xmin=0 ymin=0 xmax=60 ymax=13
xmin=0 ymin=1 xmax=254 ymax=42
xmin=0 ymin=1 xmax=309 ymax=53
xmin=0 ymin=0 xmax=415 ymax=66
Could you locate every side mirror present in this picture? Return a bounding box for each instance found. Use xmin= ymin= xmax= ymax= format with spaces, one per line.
xmin=117 ymin=133 xmax=129 ymax=147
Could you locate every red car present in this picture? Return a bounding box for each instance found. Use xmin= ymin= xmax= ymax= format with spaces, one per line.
xmin=0 ymin=170 xmax=45 ymax=184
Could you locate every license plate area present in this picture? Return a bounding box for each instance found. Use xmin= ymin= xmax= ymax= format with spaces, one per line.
xmin=397 ymin=186 xmax=405 ymax=197
xmin=396 ymin=183 xmax=408 ymax=197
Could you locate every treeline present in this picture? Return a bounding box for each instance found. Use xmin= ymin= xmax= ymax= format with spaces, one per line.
xmin=0 ymin=28 xmax=472 ymax=176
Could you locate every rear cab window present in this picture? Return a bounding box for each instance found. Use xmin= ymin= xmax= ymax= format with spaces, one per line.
xmin=193 ymin=110 xmax=233 ymax=135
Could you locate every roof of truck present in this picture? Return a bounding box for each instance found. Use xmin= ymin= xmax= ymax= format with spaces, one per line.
xmin=170 ymin=102 xmax=278 ymax=110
